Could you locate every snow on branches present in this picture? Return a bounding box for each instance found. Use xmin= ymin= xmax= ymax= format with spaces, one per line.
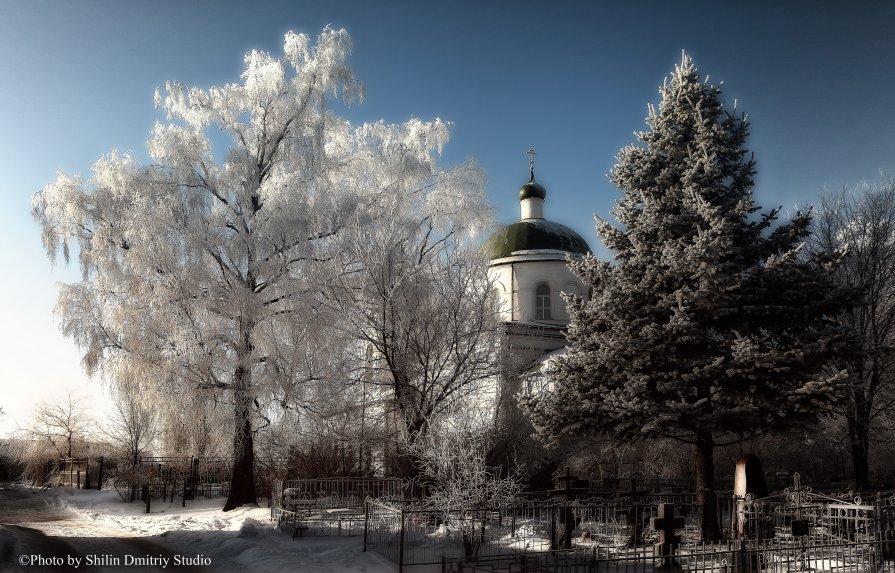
xmin=525 ymin=53 xmax=855 ymax=540
xmin=32 ymin=27 xmax=489 ymax=508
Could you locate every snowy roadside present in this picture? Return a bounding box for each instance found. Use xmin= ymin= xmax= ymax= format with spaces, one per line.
xmin=2 ymin=487 xmax=397 ymax=573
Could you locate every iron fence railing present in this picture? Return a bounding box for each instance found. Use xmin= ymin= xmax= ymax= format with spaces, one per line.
xmin=270 ymin=478 xmax=404 ymax=538
xmin=111 ymin=456 xmax=281 ymax=506
xmin=363 ymin=495 xmax=895 ymax=573
xmin=363 ymin=498 xmax=721 ymax=570
xmin=444 ymin=539 xmax=892 ymax=573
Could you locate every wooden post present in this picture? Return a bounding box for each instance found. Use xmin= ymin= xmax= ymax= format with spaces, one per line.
xmin=76 ymin=470 xmax=81 ymax=489
xmin=182 ymin=475 xmax=187 ymax=507
xmin=96 ymin=456 xmax=104 ymax=491
xmin=143 ymin=485 xmax=150 ymax=514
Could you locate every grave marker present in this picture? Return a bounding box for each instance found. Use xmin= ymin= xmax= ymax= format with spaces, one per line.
xmin=785 ymin=472 xmax=811 ymax=538
xmin=650 ymin=503 xmax=684 ymax=571
xmin=549 ymin=467 xmax=589 ymax=550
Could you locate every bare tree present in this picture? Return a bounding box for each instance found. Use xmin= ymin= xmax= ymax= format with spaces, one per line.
xmin=28 ymin=392 xmax=93 ymax=459
xmin=809 ymin=181 xmax=895 ymax=487
xmin=410 ymin=410 xmax=520 ymax=558
xmin=331 ymin=185 xmax=500 ymax=477
xmin=101 ymin=384 xmax=161 ymax=466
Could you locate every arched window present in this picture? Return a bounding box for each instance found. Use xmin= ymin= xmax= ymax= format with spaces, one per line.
xmin=535 ymin=283 xmax=552 ymax=320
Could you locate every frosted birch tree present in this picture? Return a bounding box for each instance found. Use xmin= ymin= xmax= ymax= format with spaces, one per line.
xmin=328 ymin=166 xmax=499 ymax=477
xmin=101 ymin=383 xmax=161 ymax=467
xmin=33 ymin=27 xmax=479 ymax=509
xmin=526 ymin=55 xmax=853 ymax=540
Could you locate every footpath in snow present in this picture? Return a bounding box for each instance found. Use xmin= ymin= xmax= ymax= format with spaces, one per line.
xmin=0 ymin=486 xmax=395 ymax=573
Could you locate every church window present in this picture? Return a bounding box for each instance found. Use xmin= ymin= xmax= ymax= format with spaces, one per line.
xmin=535 ymin=282 xmax=551 ymax=320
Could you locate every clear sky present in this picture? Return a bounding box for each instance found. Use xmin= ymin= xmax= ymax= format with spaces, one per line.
xmin=2 ymin=0 xmax=895 ymax=436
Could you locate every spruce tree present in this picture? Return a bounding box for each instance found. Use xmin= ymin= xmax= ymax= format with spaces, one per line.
xmin=526 ymin=55 xmax=852 ymax=540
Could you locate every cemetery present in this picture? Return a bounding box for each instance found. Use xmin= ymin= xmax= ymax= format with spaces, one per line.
xmin=304 ymin=466 xmax=895 ymax=573
xmin=7 ymin=6 xmax=895 ymax=573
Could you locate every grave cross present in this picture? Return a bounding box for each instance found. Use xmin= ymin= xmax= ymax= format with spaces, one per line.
xmin=551 ymin=467 xmax=589 ymax=500
xmin=785 ymin=473 xmax=811 ymax=507
xmin=785 ymin=472 xmax=812 ymax=537
xmin=549 ymin=468 xmax=589 ymax=550
xmin=651 ymin=503 xmax=685 ymax=571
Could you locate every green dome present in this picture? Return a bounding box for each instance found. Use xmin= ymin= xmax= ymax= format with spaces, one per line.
xmin=486 ymin=219 xmax=591 ymax=259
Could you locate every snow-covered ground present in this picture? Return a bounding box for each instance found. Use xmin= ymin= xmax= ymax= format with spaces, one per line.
xmin=0 ymin=486 xmax=397 ymax=572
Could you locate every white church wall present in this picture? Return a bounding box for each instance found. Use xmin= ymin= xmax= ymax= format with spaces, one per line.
xmin=488 ymin=254 xmax=585 ymax=323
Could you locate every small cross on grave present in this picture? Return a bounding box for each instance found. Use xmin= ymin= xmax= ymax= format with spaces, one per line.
xmin=550 ymin=467 xmax=590 ymax=501
xmin=651 ymin=503 xmax=685 ymax=571
xmin=549 ymin=468 xmax=590 ymax=550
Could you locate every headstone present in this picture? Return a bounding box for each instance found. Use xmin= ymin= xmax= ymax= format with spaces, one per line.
xmin=650 ymin=503 xmax=684 ymax=571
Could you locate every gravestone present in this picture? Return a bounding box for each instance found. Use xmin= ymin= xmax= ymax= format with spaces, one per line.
xmin=650 ymin=503 xmax=684 ymax=571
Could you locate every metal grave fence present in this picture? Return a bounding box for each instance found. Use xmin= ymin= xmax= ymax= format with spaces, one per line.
xmin=443 ymin=540 xmax=891 ymax=573
xmin=271 ymin=477 xmax=405 ymax=538
xmin=362 ymin=497 xmax=719 ymax=571
xmin=363 ymin=493 xmax=895 ymax=573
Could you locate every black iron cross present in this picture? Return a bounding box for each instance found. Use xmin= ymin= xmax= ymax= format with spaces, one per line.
xmin=785 ymin=472 xmax=811 ymax=508
xmin=552 ymin=467 xmax=589 ymax=499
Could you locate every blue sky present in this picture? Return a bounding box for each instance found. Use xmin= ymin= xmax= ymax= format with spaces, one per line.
xmin=2 ymin=0 xmax=895 ymax=434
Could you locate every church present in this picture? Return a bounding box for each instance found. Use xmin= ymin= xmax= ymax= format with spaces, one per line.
xmin=485 ymin=152 xmax=591 ymax=375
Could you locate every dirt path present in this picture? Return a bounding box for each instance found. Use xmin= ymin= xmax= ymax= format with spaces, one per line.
xmin=0 ymin=487 xmax=210 ymax=572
